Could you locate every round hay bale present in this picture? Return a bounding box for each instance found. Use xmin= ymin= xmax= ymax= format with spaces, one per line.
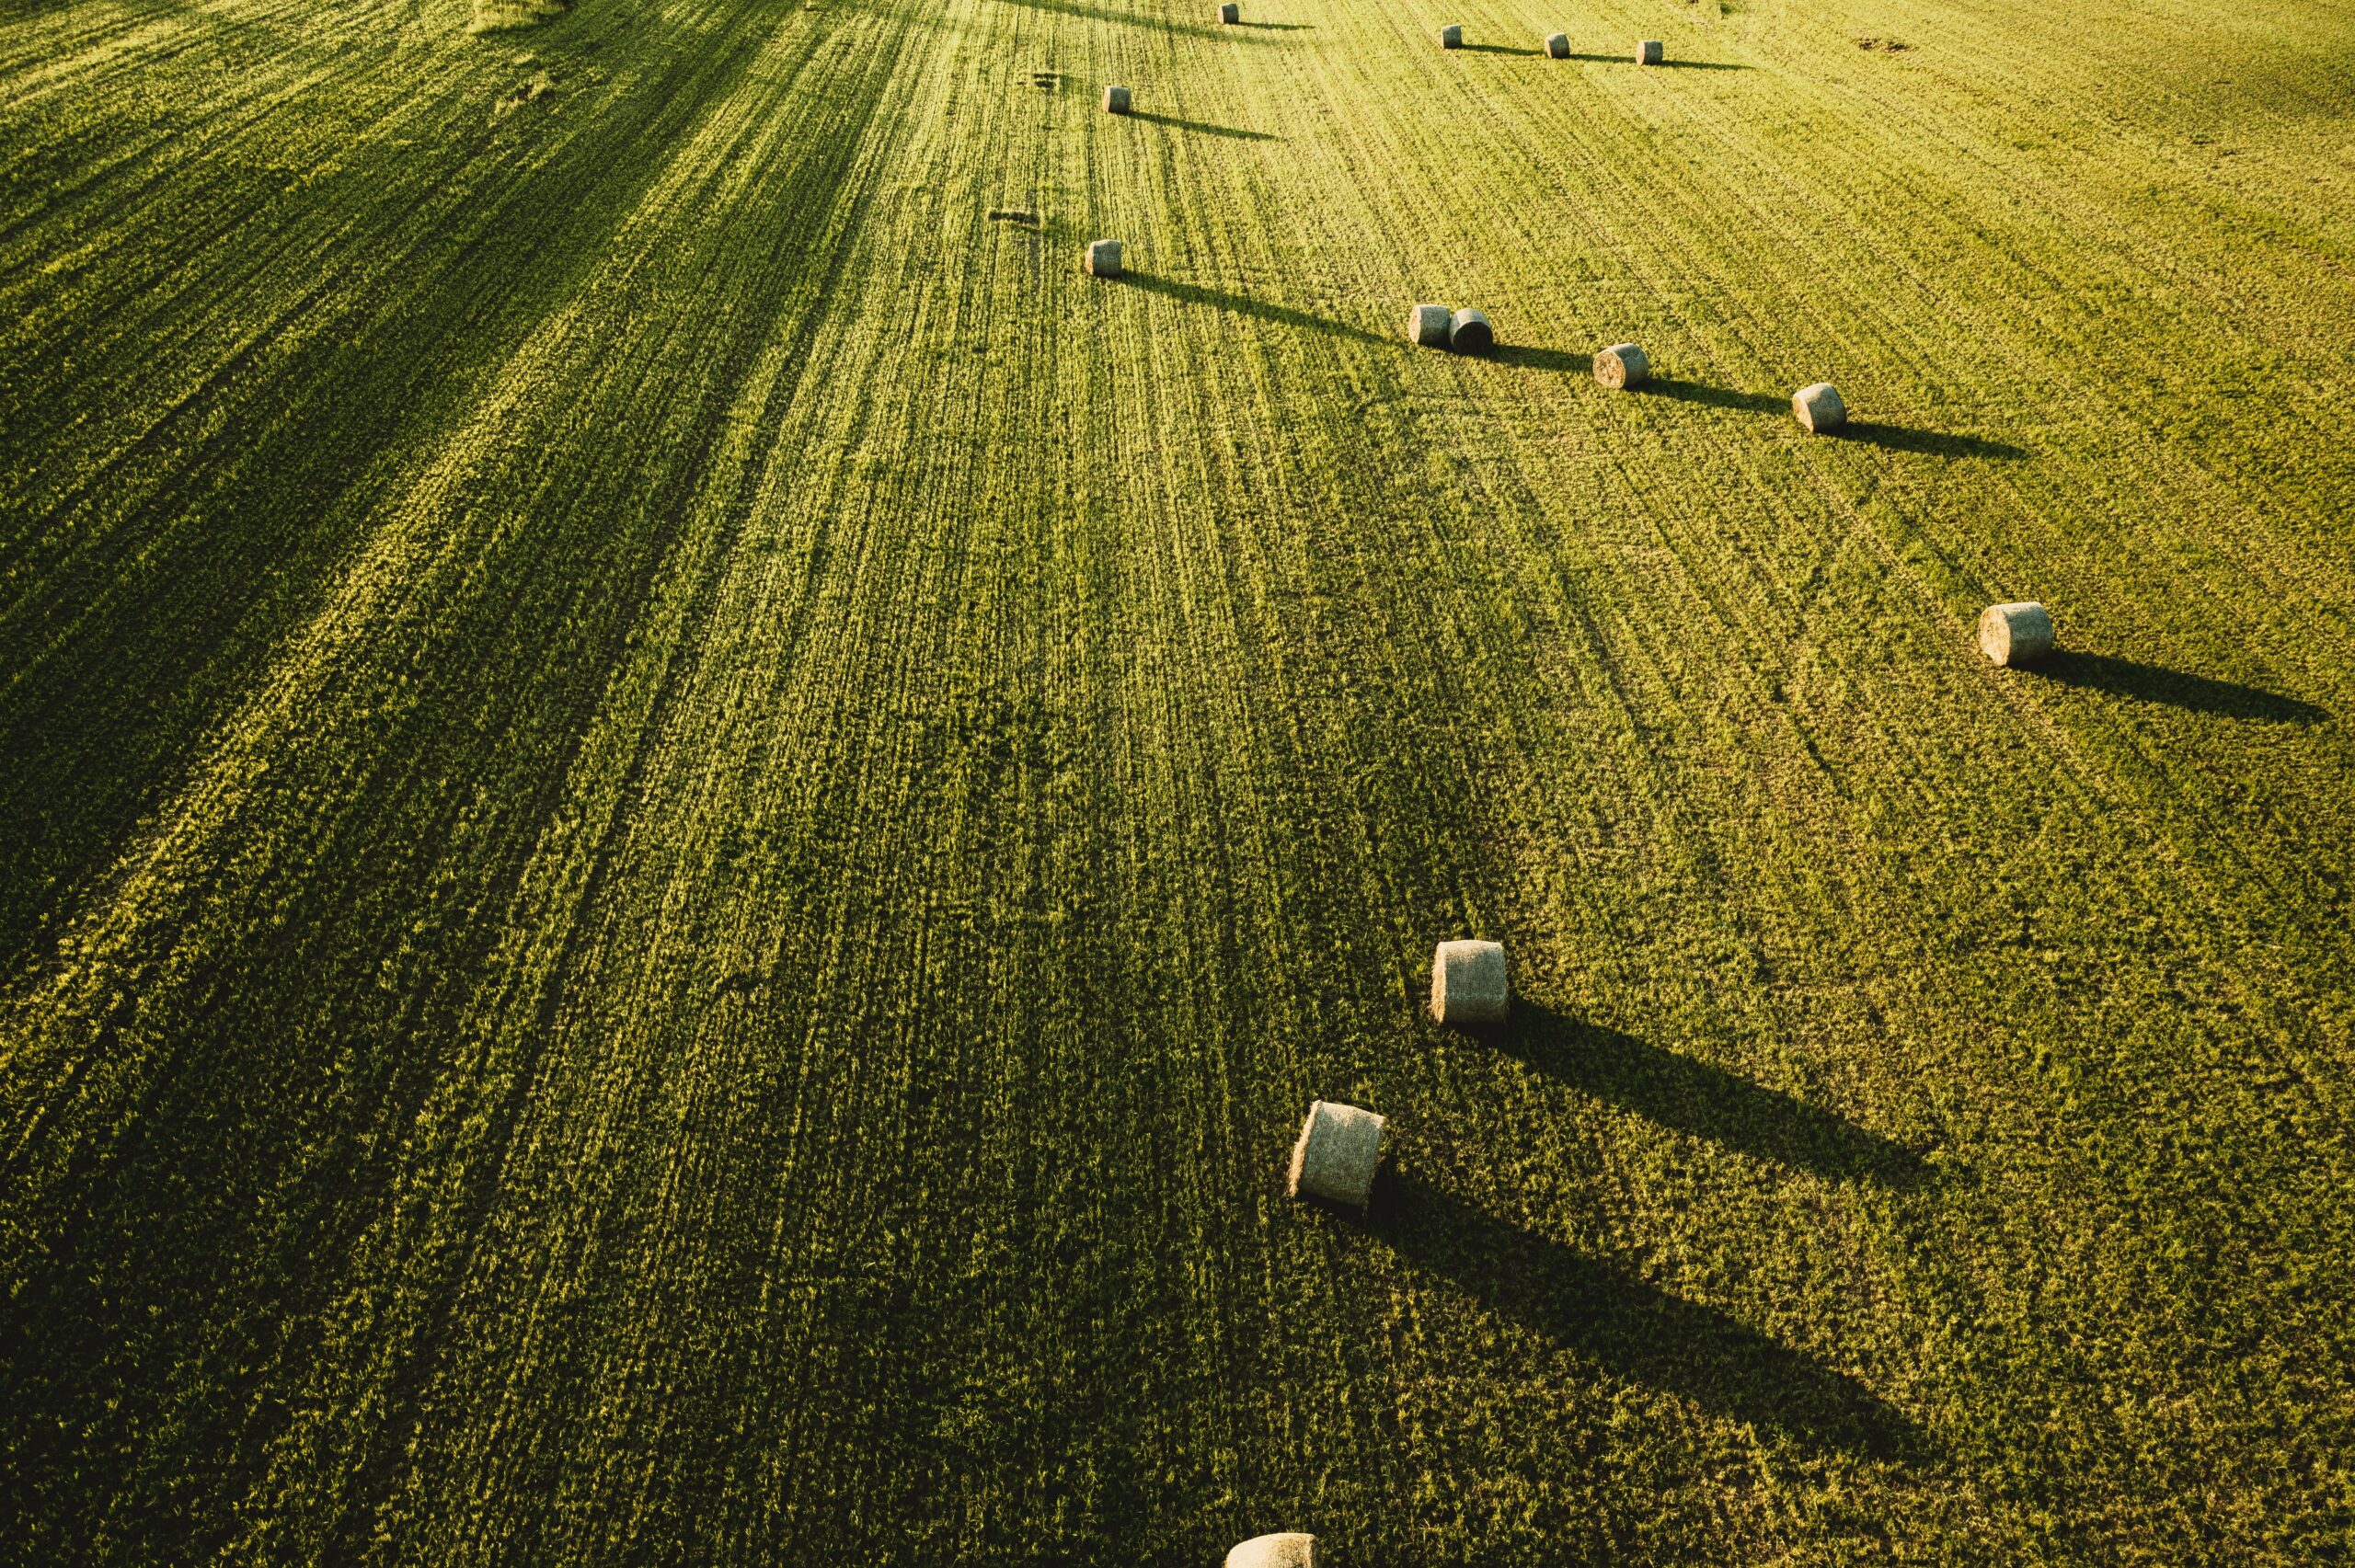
xmin=1544 ymin=30 xmax=1569 ymax=57
xmin=1219 ymin=0 xmax=1238 ymax=20
xmin=1407 ymin=303 xmax=1453 ymax=347
xmin=1448 ymin=307 xmax=1492 ymax=354
xmin=1637 ymin=38 xmax=1663 ymax=63
xmin=1288 ymin=1102 xmax=1384 ymax=1207
xmin=1792 ymin=382 xmax=1845 ymax=433
xmin=1226 ymin=1534 xmax=1321 ymax=1568
xmin=1439 ymin=23 xmax=1462 ymax=47
xmin=1085 ymin=238 xmax=1122 ymax=278
xmin=1102 ymin=84 xmax=1131 ymax=113
xmin=1977 ymin=601 xmax=2054 ymax=666
xmin=1430 ymin=939 xmax=1508 ymax=1025
xmin=1595 ymin=342 xmax=1648 ymax=389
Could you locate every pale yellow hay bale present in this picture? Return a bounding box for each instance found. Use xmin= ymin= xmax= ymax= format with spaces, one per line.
xmin=1287 ymin=1102 xmax=1384 ymax=1207
xmin=1792 ymin=382 xmax=1845 ymax=433
xmin=1103 ymin=84 xmax=1131 ymax=112
xmin=1977 ymin=601 xmax=2054 ymax=666
xmin=1219 ymin=1 xmax=1239 ymax=20
xmin=1545 ymin=31 xmax=1569 ymax=57
xmin=1226 ymin=1534 xmax=1321 ymax=1568
xmin=1407 ymin=303 xmax=1453 ymax=346
xmin=1430 ymin=939 xmax=1508 ymax=1024
xmin=1085 ymin=239 xmax=1123 ymax=277
xmin=1595 ymin=342 xmax=1648 ymax=389
xmin=1439 ymin=24 xmax=1462 ymax=47
xmin=1637 ymin=38 xmax=1663 ymax=63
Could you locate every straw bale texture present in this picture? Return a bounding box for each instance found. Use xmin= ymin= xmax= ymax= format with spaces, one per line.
xmin=1792 ymin=382 xmax=1845 ymax=432
xmin=1977 ymin=601 xmax=2054 ymax=666
xmin=1226 ymin=1534 xmax=1321 ymax=1568
xmin=1430 ymin=939 xmax=1508 ymax=1024
xmin=1595 ymin=342 xmax=1648 ymax=389
xmin=1288 ymin=1102 xmax=1384 ymax=1207
xmin=1407 ymin=303 xmax=1452 ymax=346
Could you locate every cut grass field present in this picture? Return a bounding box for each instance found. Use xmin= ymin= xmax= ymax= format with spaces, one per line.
xmin=5 ymin=0 xmax=2354 ymax=1558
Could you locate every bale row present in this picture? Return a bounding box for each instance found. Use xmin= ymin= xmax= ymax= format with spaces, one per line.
xmin=1509 ymin=31 xmax=1661 ymax=60
xmin=1405 ymin=303 xmax=1491 ymax=352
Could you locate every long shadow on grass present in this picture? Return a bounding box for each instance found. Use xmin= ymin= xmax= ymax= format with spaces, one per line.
xmin=1120 ymin=272 xmax=1390 ymax=347
xmin=2025 ymin=651 xmax=2329 ymax=724
xmin=1656 ymin=58 xmax=1752 ymax=70
xmin=1499 ymin=1003 xmax=1936 ymax=1188
xmin=1371 ymin=1172 xmax=1924 ymax=1458
xmin=1459 ymin=41 xmax=1540 ymax=54
xmin=1646 ymin=378 xmax=1788 ymax=414
xmin=1837 ymin=421 xmax=2028 ymax=461
xmin=1490 ymin=344 xmax=1591 ymax=374
xmin=992 ymin=0 xmax=1275 ymax=39
xmin=1130 ymin=109 xmax=1280 ymax=141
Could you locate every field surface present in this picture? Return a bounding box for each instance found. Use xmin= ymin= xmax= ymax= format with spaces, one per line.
xmin=5 ymin=0 xmax=2355 ymax=1559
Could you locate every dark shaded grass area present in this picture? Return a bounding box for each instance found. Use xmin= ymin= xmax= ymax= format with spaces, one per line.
xmin=2027 ymin=650 xmax=2329 ymax=723
xmin=1366 ymin=1172 xmax=1925 ymax=1459
xmin=0 ymin=1 xmax=780 ymax=976
xmin=1838 ymin=420 xmax=2028 ymax=460
xmin=1647 ymin=378 xmax=1789 ymax=412
xmin=1120 ymin=270 xmax=1395 ymax=347
xmin=1130 ymin=109 xmax=1279 ymax=140
xmin=1498 ymin=1004 xmax=1937 ymax=1188
xmin=0 ymin=10 xmax=909 ymax=1563
xmin=1490 ymin=343 xmax=1592 ymax=374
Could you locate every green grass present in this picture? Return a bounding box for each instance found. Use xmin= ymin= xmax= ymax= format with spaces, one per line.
xmin=4 ymin=0 xmax=2354 ymax=1558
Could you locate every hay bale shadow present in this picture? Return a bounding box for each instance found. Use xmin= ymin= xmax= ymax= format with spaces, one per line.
xmin=1130 ymin=110 xmax=1280 ymax=141
xmin=2026 ymin=651 xmax=2329 ymax=724
xmin=1366 ymin=1171 xmax=1928 ymax=1459
xmin=1501 ymin=1002 xmax=1939 ymax=1189
xmin=1646 ymin=378 xmax=1787 ymax=413
xmin=1837 ymin=421 xmax=2028 ymax=461
xmin=1489 ymin=344 xmax=1593 ymax=374
xmin=1119 ymin=273 xmax=1391 ymax=347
